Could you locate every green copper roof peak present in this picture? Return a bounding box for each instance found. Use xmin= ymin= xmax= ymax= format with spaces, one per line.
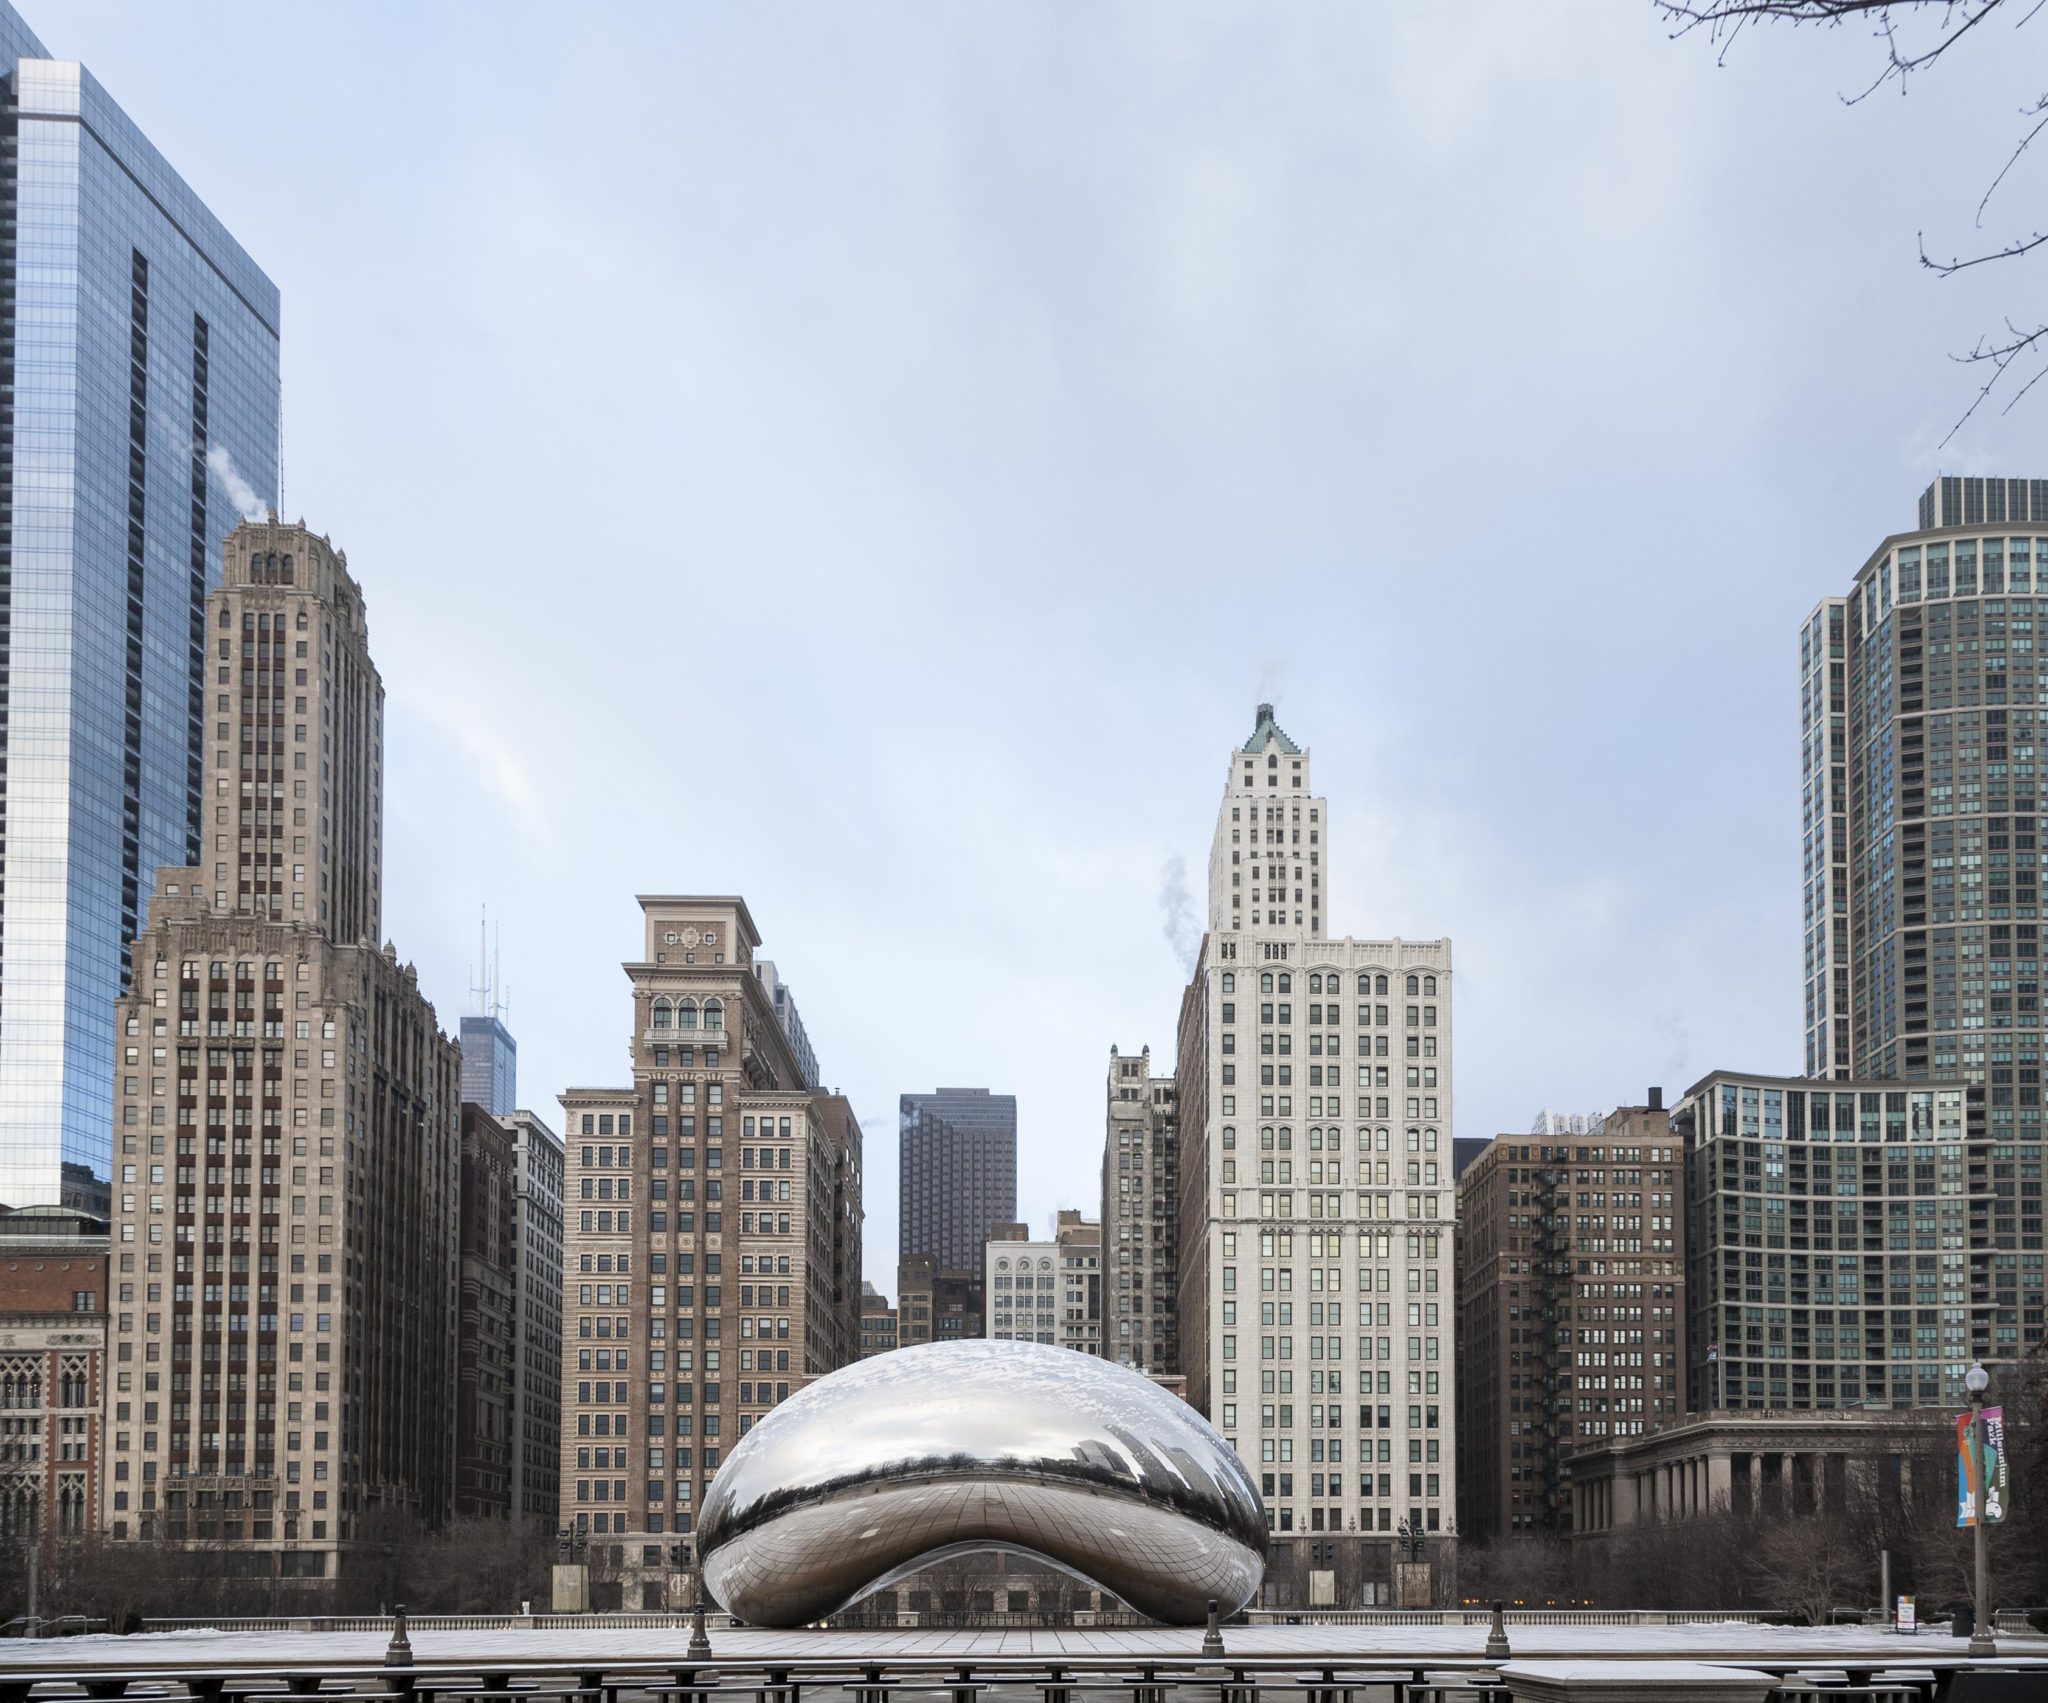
xmin=1242 ymin=701 xmax=1301 ymax=755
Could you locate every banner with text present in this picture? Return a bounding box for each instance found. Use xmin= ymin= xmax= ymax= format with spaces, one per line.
xmin=1956 ymin=1405 xmax=2008 ymax=1527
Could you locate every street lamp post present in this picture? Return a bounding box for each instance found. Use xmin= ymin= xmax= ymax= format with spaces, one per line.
xmin=1964 ymin=1361 xmax=1996 ymax=1658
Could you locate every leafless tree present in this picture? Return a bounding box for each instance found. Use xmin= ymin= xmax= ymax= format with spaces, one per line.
xmin=1658 ymin=1 xmax=2046 ymax=437
xmin=1751 ymin=1503 xmax=1872 ymax=1624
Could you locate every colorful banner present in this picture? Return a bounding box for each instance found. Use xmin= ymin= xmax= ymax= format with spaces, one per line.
xmin=1956 ymin=1405 xmax=2007 ymax=1527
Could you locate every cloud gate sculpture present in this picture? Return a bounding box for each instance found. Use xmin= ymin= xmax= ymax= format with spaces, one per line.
xmin=696 ymin=1339 xmax=1268 ymax=1626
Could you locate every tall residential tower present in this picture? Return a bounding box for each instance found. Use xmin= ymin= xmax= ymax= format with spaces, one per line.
xmin=0 ymin=2 xmax=282 ymax=1216
xmin=1798 ymin=476 xmax=2048 ymax=1359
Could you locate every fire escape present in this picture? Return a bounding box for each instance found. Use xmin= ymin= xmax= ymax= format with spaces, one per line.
xmin=1529 ymin=1166 xmax=1573 ymax=1532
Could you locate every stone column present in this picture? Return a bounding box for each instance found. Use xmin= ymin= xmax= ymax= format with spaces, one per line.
xmin=1707 ymin=1449 xmax=1733 ymax=1513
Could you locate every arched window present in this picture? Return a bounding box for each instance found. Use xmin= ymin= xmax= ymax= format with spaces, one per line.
xmin=1278 ymin=973 xmax=1291 ymax=993
xmin=1424 ymin=975 xmax=1437 ymax=996
xmin=1375 ymin=974 xmax=1389 ymax=995
xmin=1309 ymin=973 xmax=1322 ymax=994
xmin=1261 ymin=973 xmax=1274 ymax=994
xmin=652 ymin=998 xmax=672 ymax=1030
xmin=704 ymin=999 xmax=724 ymax=1033
xmin=676 ymin=999 xmax=699 ymax=1031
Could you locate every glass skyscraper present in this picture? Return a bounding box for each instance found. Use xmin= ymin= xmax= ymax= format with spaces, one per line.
xmin=459 ymin=1014 xmax=517 ymax=1117
xmin=0 ymin=1 xmax=281 ymax=1213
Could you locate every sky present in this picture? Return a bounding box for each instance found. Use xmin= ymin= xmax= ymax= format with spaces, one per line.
xmin=53 ymin=0 xmax=2048 ymax=1296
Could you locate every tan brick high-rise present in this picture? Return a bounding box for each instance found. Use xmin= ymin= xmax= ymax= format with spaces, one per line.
xmin=558 ymin=896 xmax=863 ymax=1609
xmin=99 ymin=520 xmax=460 ymax=1581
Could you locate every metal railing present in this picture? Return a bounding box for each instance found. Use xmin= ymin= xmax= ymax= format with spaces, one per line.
xmin=138 ymin=1613 xmax=744 ymax=1633
xmin=1241 ymin=1609 xmax=1773 ymax=1626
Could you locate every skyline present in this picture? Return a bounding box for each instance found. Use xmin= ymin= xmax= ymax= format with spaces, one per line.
xmin=40 ymin=2 xmax=2048 ymax=1294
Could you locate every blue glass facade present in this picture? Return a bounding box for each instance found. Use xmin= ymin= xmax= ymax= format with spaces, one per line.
xmin=0 ymin=1 xmax=280 ymax=1213
xmin=459 ymin=1014 xmax=517 ymax=1117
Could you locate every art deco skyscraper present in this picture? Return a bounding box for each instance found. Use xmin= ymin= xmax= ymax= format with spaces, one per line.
xmin=99 ymin=520 xmax=461 ymax=1580
xmin=0 ymin=1 xmax=282 ymax=1216
xmin=1177 ymin=704 xmax=1456 ymax=1603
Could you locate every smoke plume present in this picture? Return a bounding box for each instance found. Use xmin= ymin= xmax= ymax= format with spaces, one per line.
xmin=207 ymin=445 xmax=267 ymax=521
xmin=1159 ymin=854 xmax=1198 ymax=977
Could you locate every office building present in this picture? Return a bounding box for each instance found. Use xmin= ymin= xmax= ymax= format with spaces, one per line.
xmin=0 ymin=2 xmax=282 ymax=1219
xmin=858 ymin=1281 xmax=897 ymax=1357
xmin=895 ymin=1253 xmax=979 ymax=1348
xmin=556 ymin=896 xmax=864 ymax=1609
xmin=1672 ymin=1069 xmax=2018 ymax=1411
xmin=460 ymin=1016 xmax=517 ymax=1119
xmin=984 ymin=1211 xmax=1102 ymax=1353
xmin=100 ymin=520 xmax=462 ymax=1579
xmin=0 ymin=1205 xmax=107 ymax=1537
xmin=752 ymin=961 xmax=819 ymax=1091
xmin=456 ymin=1104 xmax=517 ymax=1519
xmin=501 ymin=1107 xmax=563 ymax=1524
xmin=1176 ymin=703 xmax=1458 ymax=1601
xmin=898 ymin=1087 xmax=1017 ymax=1272
xmin=1102 ymin=1045 xmax=1179 ymax=1374
xmin=1453 ymin=1097 xmax=1686 ymax=1544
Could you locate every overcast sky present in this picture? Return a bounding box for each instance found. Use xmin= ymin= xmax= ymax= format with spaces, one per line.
xmin=59 ymin=1 xmax=2047 ymax=1294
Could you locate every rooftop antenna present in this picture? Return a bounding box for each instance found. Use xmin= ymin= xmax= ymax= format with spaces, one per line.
xmin=470 ymin=905 xmax=506 ymax=1020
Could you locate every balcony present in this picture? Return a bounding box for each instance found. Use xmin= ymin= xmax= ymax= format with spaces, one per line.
xmin=643 ymin=1027 xmax=733 ymax=1052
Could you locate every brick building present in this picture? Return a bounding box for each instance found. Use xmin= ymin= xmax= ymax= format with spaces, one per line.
xmin=0 ymin=1207 xmax=108 ymax=1538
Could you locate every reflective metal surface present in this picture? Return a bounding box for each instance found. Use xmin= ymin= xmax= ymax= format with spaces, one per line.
xmin=698 ymin=1339 xmax=1268 ymax=1627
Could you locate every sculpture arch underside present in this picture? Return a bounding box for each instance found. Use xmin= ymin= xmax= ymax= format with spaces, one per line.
xmin=697 ymin=1340 xmax=1268 ymax=1627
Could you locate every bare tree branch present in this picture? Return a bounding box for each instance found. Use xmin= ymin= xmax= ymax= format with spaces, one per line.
xmin=1658 ymin=1 xmax=2009 ymax=96
xmin=1661 ymin=0 xmax=2047 ymax=434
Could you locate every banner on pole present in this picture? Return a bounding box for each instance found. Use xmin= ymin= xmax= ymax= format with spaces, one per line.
xmin=1956 ymin=1405 xmax=2007 ymax=1527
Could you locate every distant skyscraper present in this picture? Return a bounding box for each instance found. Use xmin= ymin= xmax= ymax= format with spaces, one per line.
xmin=897 ymin=1087 xmax=1017 ymax=1272
xmin=0 ymin=2 xmax=281 ymax=1216
xmin=1176 ymin=703 xmax=1457 ymax=1597
xmin=753 ymin=960 xmax=819 ymax=1090
xmin=460 ymin=1015 xmax=517 ymax=1117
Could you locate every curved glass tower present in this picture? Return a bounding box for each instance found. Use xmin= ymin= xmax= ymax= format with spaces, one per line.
xmin=0 ymin=0 xmax=281 ymax=1214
